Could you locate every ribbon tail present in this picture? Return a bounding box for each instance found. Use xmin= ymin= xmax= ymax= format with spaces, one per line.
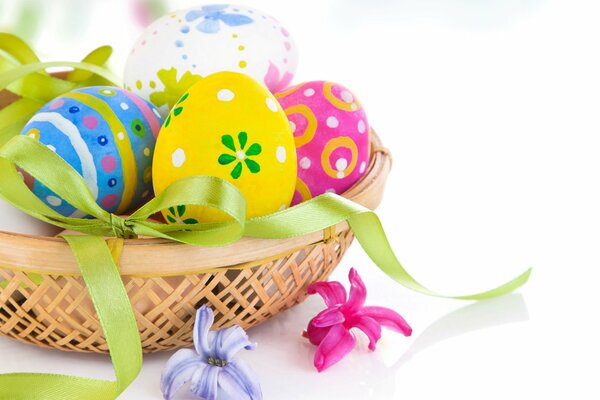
xmin=0 ymin=236 xmax=142 ymax=399
xmin=64 ymin=235 xmax=142 ymax=396
xmin=0 ymin=374 xmax=116 ymax=400
xmin=348 ymin=211 xmax=532 ymax=300
xmin=245 ymin=193 xmax=531 ymax=300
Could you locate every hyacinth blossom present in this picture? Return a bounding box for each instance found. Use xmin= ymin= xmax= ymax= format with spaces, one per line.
xmin=161 ymin=305 xmax=262 ymax=400
xmin=303 ymin=268 xmax=413 ymax=372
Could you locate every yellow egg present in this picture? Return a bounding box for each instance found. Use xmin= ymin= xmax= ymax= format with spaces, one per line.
xmin=152 ymin=71 xmax=297 ymax=223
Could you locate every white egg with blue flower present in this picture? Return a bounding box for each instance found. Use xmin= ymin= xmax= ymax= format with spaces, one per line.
xmin=124 ymin=4 xmax=298 ymax=117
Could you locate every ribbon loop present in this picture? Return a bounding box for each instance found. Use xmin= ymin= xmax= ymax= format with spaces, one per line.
xmin=109 ymin=214 xmax=137 ymax=239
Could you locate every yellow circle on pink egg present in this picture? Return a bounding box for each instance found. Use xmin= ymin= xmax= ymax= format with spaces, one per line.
xmin=152 ymin=72 xmax=297 ymax=223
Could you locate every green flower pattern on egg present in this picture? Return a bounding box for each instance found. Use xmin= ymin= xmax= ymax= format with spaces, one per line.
xmin=217 ymin=131 xmax=262 ymax=179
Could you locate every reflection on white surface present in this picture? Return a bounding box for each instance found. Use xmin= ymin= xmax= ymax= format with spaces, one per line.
xmin=395 ymin=294 xmax=529 ymax=367
xmin=241 ymin=292 xmax=528 ymax=399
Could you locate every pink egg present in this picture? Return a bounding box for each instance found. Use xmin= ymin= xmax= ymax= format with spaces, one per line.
xmin=275 ymin=81 xmax=370 ymax=205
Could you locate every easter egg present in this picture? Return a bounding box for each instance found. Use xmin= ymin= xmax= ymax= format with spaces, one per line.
xmin=124 ymin=4 xmax=298 ymax=117
xmin=153 ymin=71 xmax=296 ymax=223
xmin=275 ymin=81 xmax=370 ymax=205
xmin=20 ymin=86 xmax=162 ymax=217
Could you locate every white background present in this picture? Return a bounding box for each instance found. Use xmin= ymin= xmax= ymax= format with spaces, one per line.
xmin=1 ymin=0 xmax=599 ymax=398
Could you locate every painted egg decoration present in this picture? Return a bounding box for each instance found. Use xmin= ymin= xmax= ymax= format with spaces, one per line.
xmin=275 ymin=81 xmax=370 ymax=205
xmin=124 ymin=4 xmax=298 ymax=117
xmin=153 ymin=71 xmax=297 ymax=223
xmin=20 ymin=86 xmax=162 ymax=217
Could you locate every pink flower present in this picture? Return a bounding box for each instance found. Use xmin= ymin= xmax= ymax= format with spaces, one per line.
xmin=303 ymin=268 xmax=412 ymax=372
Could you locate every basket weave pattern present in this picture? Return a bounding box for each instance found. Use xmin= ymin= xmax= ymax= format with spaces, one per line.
xmin=0 ymin=229 xmax=354 ymax=353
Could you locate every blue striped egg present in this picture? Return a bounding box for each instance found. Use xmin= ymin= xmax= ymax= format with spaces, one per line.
xmin=20 ymin=86 xmax=162 ymax=217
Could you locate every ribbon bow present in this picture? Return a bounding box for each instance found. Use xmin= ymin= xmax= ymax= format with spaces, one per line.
xmin=0 ymin=34 xmax=531 ymax=399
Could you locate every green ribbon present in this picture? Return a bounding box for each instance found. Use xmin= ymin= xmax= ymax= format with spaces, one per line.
xmin=0 ymin=33 xmax=119 ymax=148
xmin=0 ymin=35 xmax=531 ymax=399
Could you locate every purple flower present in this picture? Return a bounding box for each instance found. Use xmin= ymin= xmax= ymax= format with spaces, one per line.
xmin=303 ymin=268 xmax=413 ymax=372
xmin=161 ymin=305 xmax=262 ymax=400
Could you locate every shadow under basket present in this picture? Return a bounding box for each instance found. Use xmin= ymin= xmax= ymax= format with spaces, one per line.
xmin=0 ymin=116 xmax=391 ymax=353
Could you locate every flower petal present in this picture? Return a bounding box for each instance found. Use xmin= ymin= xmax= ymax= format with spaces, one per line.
xmin=221 ymin=134 xmax=236 ymax=152
xmin=307 ymin=281 xmax=347 ymax=307
xmin=348 ymin=315 xmax=382 ymax=351
xmin=193 ymin=305 xmax=214 ymax=358
xmin=220 ymin=359 xmax=263 ymax=400
xmin=202 ymin=4 xmax=228 ymax=13
xmin=196 ymin=18 xmax=221 ymax=34
xmin=160 ymin=348 xmax=203 ymax=400
xmin=218 ymin=153 xmax=237 ymax=165
xmin=359 ymin=306 xmax=412 ymax=336
xmin=185 ymin=9 xmax=207 ymax=22
xmin=244 ymin=158 xmax=261 ymax=174
xmin=305 ymin=322 xmax=331 ymax=346
xmin=245 ymin=143 xmax=262 ymax=156
xmin=190 ymin=364 xmax=220 ymax=400
xmin=214 ymin=325 xmax=256 ymax=362
xmin=314 ymin=324 xmax=356 ymax=372
xmin=219 ymin=13 xmax=254 ymax=26
xmin=231 ymin=162 xmax=243 ymax=179
xmin=238 ymin=131 xmax=248 ymax=149
xmin=311 ymin=308 xmax=345 ymax=328
xmin=340 ymin=268 xmax=367 ymax=315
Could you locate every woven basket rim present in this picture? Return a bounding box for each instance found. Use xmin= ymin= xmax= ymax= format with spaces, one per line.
xmin=0 ymin=130 xmax=391 ymax=276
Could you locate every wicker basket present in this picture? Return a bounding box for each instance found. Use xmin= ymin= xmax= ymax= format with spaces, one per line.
xmin=0 ymin=90 xmax=391 ymax=354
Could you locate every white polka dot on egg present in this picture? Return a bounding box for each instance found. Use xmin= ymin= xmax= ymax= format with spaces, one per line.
xmin=117 ymin=131 xmax=125 ymax=140
xmin=217 ymin=89 xmax=235 ymax=101
xmin=300 ymin=157 xmax=311 ymax=169
xmin=171 ymin=148 xmax=186 ymax=167
xmin=276 ymin=146 xmax=286 ymax=163
xmin=289 ymin=121 xmax=296 ymax=133
xmin=326 ymin=116 xmax=339 ymax=128
xmin=341 ymin=90 xmax=354 ymax=103
xmin=46 ymin=195 xmax=62 ymax=207
xmin=120 ymin=102 xmax=129 ymax=110
xmin=335 ymin=158 xmax=348 ymax=171
xmin=266 ymin=97 xmax=278 ymax=112
xmin=304 ymin=88 xmax=315 ymax=97
xmin=358 ymin=120 xmax=366 ymax=134
xmin=359 ymin=161 xmax=367 ymax=173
